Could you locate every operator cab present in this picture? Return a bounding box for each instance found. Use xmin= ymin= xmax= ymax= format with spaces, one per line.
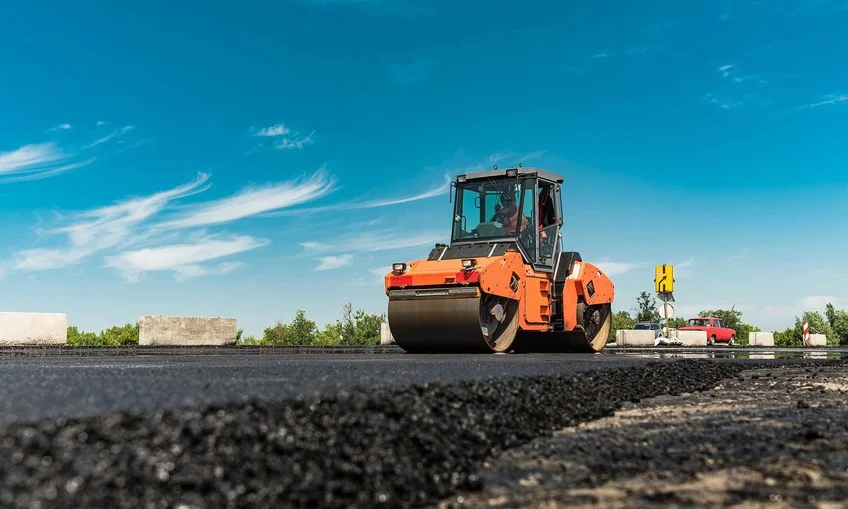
xmin=449 ymin=165 xmax=564 ymax=270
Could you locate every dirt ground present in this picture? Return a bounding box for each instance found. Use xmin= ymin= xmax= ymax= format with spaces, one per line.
xmin=439 ymin=363 xmax=848 ymax=508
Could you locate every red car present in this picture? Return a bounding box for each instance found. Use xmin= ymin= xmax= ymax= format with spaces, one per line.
xmin=679 ymin=317 xmax=737 ymax=345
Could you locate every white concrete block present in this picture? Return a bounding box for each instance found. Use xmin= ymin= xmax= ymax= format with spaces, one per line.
xmin=380 ymin=322 xmax=395 ymax=345
xmin=615 ymin=329 xmax=625 ymax=343
xmin=676 ymin=330 xmax=708 ymax=346
xmin=0 ymin=312 xmax=67 ymax=345
xmin=749 ymin=332 xmax=774 ymax=347
xmin=138 ymin=316 xmax=237 ymax=346
xmin=617 ymin=329 xmax=656 ymax=346
xmin=806 ymin=333 xmax=827 ymax=347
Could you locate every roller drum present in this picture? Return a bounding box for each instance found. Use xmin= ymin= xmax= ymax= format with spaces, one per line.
xmin=387 ymin=288 xmax=519 ymax=353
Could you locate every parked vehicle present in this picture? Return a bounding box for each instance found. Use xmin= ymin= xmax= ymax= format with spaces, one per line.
xmin=678 ymin=317 xmax=737 ymax=345
xmin=634 ymin=322 xmax=662 ymax=339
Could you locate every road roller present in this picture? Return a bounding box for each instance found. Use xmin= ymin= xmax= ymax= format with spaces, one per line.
xmin=383 ymin=165 xmax=615 ymax=353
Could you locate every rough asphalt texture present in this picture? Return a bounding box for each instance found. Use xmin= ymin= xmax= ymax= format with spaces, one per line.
xmin=0 ymin=359 xmax=833 ymax=508
xmin=0 ymin=354 xmax=650 ymax=425
xmin=443 ymin=363 xmax=848 ymax=508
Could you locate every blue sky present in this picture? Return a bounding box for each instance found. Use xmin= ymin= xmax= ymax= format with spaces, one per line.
xmin=1 ymin=0 xmax=847 ymax=336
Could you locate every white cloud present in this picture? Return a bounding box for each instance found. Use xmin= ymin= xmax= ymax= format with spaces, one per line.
xmin=275 ymin=131 xmax=315 ymax=150
xmin=595 ymin=262 xmax=637 ymax=276
xmin=704 ymin=92 xmax=743 ymax=109
xmin=591 ymin=52 xmax=611 ymax=59
xmin=157 ymin=169 xmax=334 ymax=230
xmin=355 ymin=175 xmax=450 ymax=208
xmin=800 ymin=296 xmax=839 ymax=311
xmin=253 ymin=124 xmax=292 ymax=137
xmin=104 ymin=235 xmax=267 ymax=282
xmin=315 ymin=254 xmax=354 ymax=271
xmin=266 ymin=174 xmax=450 ymax=217
xmin=47 ymin=124 xmax=72 ymax=132
xmin=250 ymin=123 xmax=315 ymax=150
xmin=302 ymin=229 xmax=444 ymax=254
xmin=0 ymin=142 xmax=94 ymax=182
xmin=96 ymin=120 xmax=107 ymax=126
xmin=11 ymin=172 xmax=211 ymax=271
xmin=678 ymin=257 xmax=695 ymax=268
xmin=82 ymin=125 xmax=135 ymax=149
xmin=0 ymin=143 xmax=65 ymax=174
xmin=796 ymin=94 xmax=848 ymax=110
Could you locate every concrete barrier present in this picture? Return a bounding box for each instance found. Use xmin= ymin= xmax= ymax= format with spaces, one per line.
xmin=380 ymin=322 xmax=395 ymax=345
xmin=749 ymin=332 xmax=775 ymax=347
xmin=0 ymin=312 xmax=67 ymax=345
xmin=807 ymin=334 xmax=826 ymax=347
xmin=675 ymin=330 xmax=708 ymax=346
xmin=138 ymin=316 xmax=237 ymax=346
xmin=616 ymin=329 xmax=656 ymax=346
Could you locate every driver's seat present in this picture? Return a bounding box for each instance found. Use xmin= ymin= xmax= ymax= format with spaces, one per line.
xmin=475 ymin=222 xmax=503 ymax=237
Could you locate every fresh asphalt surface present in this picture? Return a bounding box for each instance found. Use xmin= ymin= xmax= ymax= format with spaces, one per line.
xmin=0 ymin=347 xmax=844 ymax=426
xmin=0 ymin=348 xmax=845 ymax=507
xmin=0 ymin=352 xmax=653 ymax=425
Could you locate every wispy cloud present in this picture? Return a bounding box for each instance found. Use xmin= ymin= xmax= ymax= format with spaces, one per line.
xmin=263 ymin=173 xmax=449 ymax=217
xmin=389 ymin=58 xmax=435 ymax=86
xmin=590 ymin=52 xmax=611 ymax=59
xmin=795 ymin=94 xmax=848 ymax=110
xmin=275 ymin=131 xmax=315 ymax=150
xmin=82 ymin=125 xmax=135 ymax=149
xmin=253 ymin=124 xmax=291 ymax=137
xmin=104 ymin=235 xmax=267 ymax=282
xmin=250 ymin=123 xmax=315 ymax=150
xmin=0 ymin=142 xmax=95 ymax=182
xmin=301 ymin=229 xmax=444 ymax=254
xmin=678 ymin=257 xmax=695 ymax=268
xmin=157 ymin=169 xmax=334 ymax=230
xmin=704 ymin=92 xmax=743 ymax=110
xmin=718 ymin=64 xmax=764 ymax=84
xmin=96 ymin=120 xmax=107 ymax=127
xmin=315 ymin=254 xmax=354 ymax=271
xmin=47 ymin=123 xmax=72 ymax=132
xmin=10 ymin=173 xmax=211 ymax=272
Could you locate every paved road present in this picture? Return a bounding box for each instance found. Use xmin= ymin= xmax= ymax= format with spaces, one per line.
xmin=0 ymin=353 xmax=654 ymax=425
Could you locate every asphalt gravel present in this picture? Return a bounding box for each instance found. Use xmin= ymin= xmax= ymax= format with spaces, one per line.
xmin=0 ymin=353 xmax=650 ymax=425
xmin=443 ymin=362 xmax=848 ymax=508
xmin=1 ymin=358 xmax=836 ymax=508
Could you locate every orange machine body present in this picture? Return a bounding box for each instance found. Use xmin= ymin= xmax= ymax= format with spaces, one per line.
xmin=384 ymin=247 xmax=614 ymax=334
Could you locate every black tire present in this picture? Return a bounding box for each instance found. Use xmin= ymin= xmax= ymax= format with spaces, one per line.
xmin=729 ymin=334 xmax=736 ymax=346
xmin=709 ymin=335 xmax=716 ymax=345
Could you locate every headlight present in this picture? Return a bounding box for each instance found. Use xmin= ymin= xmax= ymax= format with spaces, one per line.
xmin=392 ymin=263 xmax=407 ymax=273
xmin=461 ymin=259 xmax=476 ymax=269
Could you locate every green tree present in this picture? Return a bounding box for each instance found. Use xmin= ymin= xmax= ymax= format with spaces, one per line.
xmin=67 ymin=326 xmax=99 ymax=346
xmin=66 ymin=323 xmax=139 ymax=346
xmin=338 ymin=302 xmax=384 ymax=345
xmin=609 ymin=310 xmax=635 ymax=343
xmin=288 ymin=309 xmax=317 ymax=345
xmin=262 ymin=320 xmax=290 ymax=345
xmin=775 ymin=311 xmax=834 ymax=346
xmin=667 ymin=317 xmax=687 ymax=329
xmin=314 ymin=322 xmax=342 ymax=345
xmin=825 ymin=303 xmax=848 ymax=345
xmin=100 ymin=323 xmax=140 ymax=345
xmin=635 ymin=291 xmax=660 ymax=323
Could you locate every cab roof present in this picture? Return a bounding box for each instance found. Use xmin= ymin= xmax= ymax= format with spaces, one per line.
xmin=456 ymin=166 xmax=564 ymax=184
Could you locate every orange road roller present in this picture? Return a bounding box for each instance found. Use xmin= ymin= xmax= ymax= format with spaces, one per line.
xmin=384 ymin=165 xmax=615 ymax=353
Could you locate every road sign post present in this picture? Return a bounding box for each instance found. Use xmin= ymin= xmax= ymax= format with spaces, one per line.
xmin=654 ymin=264 xmax=675 ymax=339
xmin=803 ymin=321 xmax=810 ymax=346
